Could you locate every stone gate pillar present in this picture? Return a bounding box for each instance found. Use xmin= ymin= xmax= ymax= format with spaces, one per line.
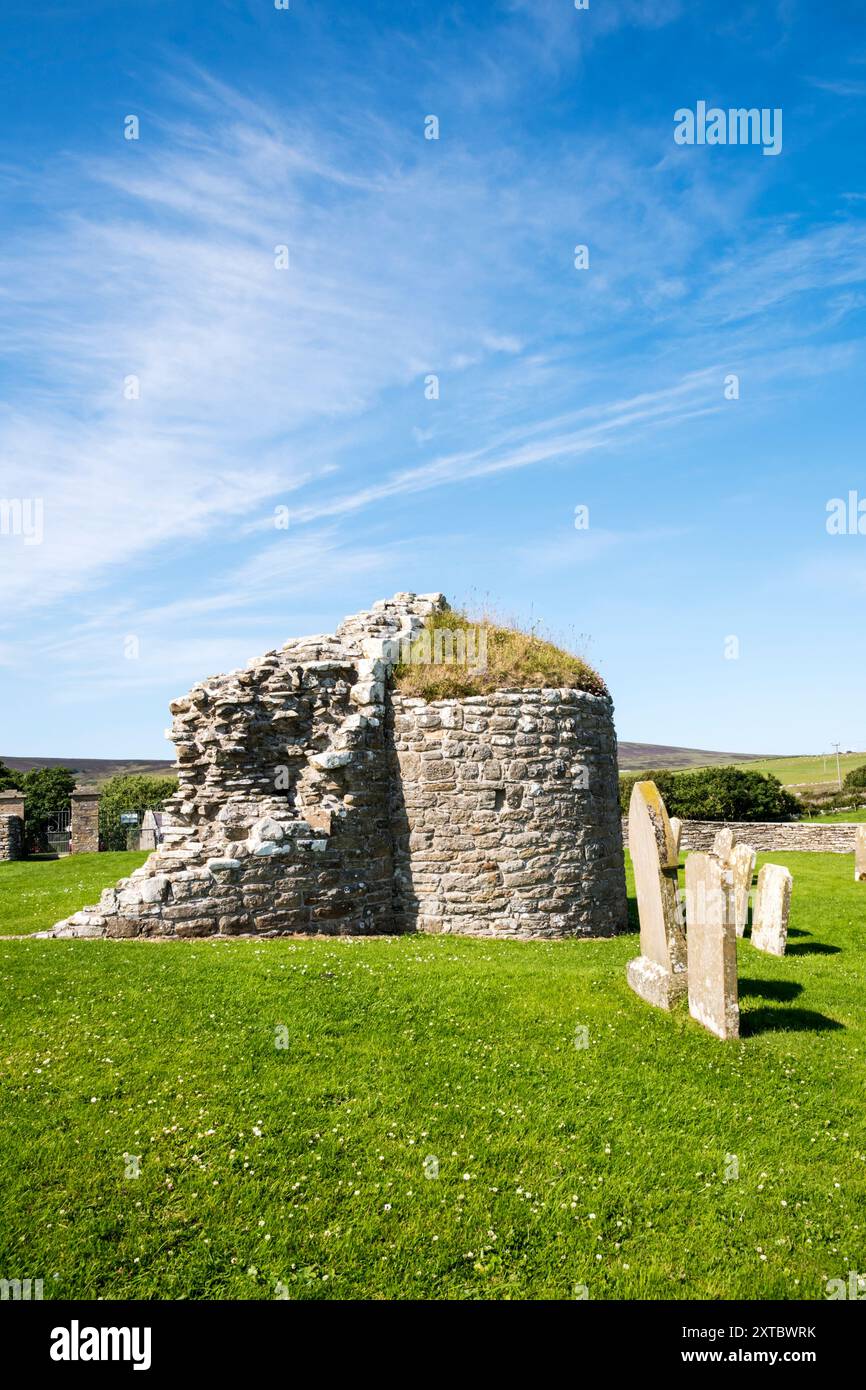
xmin=70 ymin=789 xmax=101 ymax=854
xmin=0 ymin=790 xmax=25 ymax=861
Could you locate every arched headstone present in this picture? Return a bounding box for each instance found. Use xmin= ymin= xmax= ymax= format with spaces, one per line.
xmin=626 ymin=781 xmax=687 ymax=1009
xmin=751 ymin=864 xmax=793 ymax=956
xmin=729 ymin=842 xmax=757 ymax=937
xmin=712 ymin=826 xmax=736 ymax=866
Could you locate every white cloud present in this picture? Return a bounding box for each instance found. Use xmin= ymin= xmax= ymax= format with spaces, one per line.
xmin=24 ymin=530 xmax=419 ymax=698
xmin=1 ymin=65 xmax=864 ymax=632
xmin=287 ymin=374 xmax=725 ymax=524
xmin=807 ymin=77 xmax=866 ymax=98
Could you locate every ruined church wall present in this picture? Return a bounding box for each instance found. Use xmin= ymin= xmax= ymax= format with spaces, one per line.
xmin=50 ymin=593 xmax=629 ymax=942
xmin=390 ymin=688 xmax=627 ymax=938
xmin=53 ymin=594 xmax=440 ymax=939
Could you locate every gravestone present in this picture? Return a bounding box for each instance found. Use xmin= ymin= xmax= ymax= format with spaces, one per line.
xmin=669 ymin=817 xmax=683 ymax=856
xmin=751 ymin=863 xmax=793 ymax=956
xmin=729 ymin=842 xmax=757 ymax=938
xmin=685 ymin=851 xmax=739 ymax=1040
xmin=712 ymin=826 xmax=736 ymax=866
xmin=855 ymin=826 xmax=866 ymax=883
xmin=626 ymin=781 xmax=687 ymax=1009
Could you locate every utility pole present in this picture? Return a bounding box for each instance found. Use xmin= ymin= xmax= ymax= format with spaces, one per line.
xmin=831 ymin=742 xmax=843 ymax=791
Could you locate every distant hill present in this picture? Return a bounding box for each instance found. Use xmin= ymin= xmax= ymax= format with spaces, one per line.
xmin=3 ymin=744 xmax=766 ymax=785
xmin=1 ymin=756 xmax=175 ymax=785
xmin=4 ymin=747 xmax=860 ymax=794
xmin=617 ymin=742 xmax=769 ymax=771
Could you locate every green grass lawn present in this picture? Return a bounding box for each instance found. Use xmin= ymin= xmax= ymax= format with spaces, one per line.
xmin=802 ymin=808 xmax=866 ymax=823
xmin=0 ymin=850 xmax=864 ymax=1300
xmin=0 ymin=851 xmax=149 ymax=937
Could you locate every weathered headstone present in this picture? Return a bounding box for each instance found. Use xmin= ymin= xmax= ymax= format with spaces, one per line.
xmin=751 ymin=863 xmax=793 ymax=956
xmin=685 ymin=852 xmax=739 ymax=1040
xmin=712 ymin=825 xmax=736 ymax=866
xmin=669 ymin=817 xmax=683 ymax=857
xmin=729 ymin=842 xmax=757 ymax=938
xmin=855 ymin=826 xmax=866 ymax=883
xmin=626 ymin=781 xmax=687 ymax=1009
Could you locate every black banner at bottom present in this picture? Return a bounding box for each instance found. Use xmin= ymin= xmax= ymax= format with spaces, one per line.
xmin=0 ymin=1297 xmax=860 ymax=1375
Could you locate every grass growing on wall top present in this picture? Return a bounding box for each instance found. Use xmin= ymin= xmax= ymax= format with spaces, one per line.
xmin=392 ymin=606 xmax=607 ymax=701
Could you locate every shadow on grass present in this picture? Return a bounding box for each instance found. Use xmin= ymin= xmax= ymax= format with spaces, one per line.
xmin=786 ymin=941 xmax=841 ymax=956
xmin=739 ymin=977 xmax=803 ymax=1002
xmin=625 ymin=895 xmax=640 ymax=935
xmin=747 ymin=926 xmax=841 ymax=957
xmin=740 ymin=1006 xmax=843 ymax=1037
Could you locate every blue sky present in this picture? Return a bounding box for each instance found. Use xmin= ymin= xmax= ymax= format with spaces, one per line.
xmin=1 ymin=0 xmax=865 ymax=759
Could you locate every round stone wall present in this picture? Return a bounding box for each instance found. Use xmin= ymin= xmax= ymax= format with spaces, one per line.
xmin=389 ymin=687 xmax=627 ymax=938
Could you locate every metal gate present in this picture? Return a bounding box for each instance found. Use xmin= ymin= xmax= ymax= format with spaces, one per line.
xmin=45 ymin=810 xmax=71 ymax=856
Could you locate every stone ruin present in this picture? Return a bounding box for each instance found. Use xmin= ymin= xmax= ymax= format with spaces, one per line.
xmin=50 ymin=592 xmax=627 ymax=941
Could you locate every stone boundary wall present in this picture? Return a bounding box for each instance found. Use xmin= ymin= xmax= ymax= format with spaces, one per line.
xmin=621 ymin=817 xmax=859 ymax=854
xmin=0 ymin=814 xmax=24 ymax=861
xmin=392 ymin=688 xmax=627 ymax=938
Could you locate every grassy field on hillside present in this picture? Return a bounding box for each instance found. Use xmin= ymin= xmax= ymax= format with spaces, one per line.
xmin=0 ymin=852 xmax=149 ymax=937
xmin=618 ymin=749 xmax=866 ymax=789
xmin=1 ymin=850 xmax=864 ymax=1300
xmin=723 ymin=753 xmax=866 ymax=788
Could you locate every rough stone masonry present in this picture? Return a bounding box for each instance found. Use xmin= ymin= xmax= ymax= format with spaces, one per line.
xmin=0 ymin=789 xmax=24 ymax=862
xmin=50 ymin=593 xmax=627 ymax=940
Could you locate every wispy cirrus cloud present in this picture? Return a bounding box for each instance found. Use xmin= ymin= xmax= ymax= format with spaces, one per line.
xmin=806 ymin=77 xmax=866 ymax=97
xmin=512 ymin=522 xmax=691 ymax=576
xmin=14 ymin=529 xmax=420 ymax=697
xmin=1 ymin=55 xmax=864 ymax=631
xmin=288 ymin=375 xmax=726 ymax=524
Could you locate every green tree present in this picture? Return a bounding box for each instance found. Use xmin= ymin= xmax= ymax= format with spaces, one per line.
xmin=99 ymin=774 xmax=179 ymax=851
xmin=0 ymin=761 xmax=23 ymax=793
xmin=22 ymin=767 xmax=76 ymax=850
xmin=665 ymin=766 xmax=799 ymax=822
xmin=843 ymin=764 xmax=866 ymax=791
xmin=621 ymin=766 xmax=800 ymax=822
